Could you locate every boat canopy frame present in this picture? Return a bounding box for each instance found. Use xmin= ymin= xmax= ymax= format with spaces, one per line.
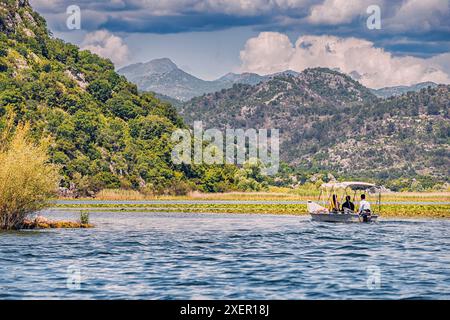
xmin=319 ymin=181 xmax=380 ymax=191
xmin=317 ymin=181 xmax=382 ymax=214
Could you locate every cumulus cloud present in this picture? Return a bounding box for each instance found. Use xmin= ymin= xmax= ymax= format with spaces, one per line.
xmin=429 ymin=53 xmax=450 ymax=76
xmin=240 ymin=32 xmax=295 ymax=74
xmin=307 ymin=0 xmax=450 ymax=30
xmin=307 ymin=0 xmax=378 ymax=25
xmin=81 ymin=30 xmax=129 ymax=67
xmin=388 ymin=0 xmax=450 ymax=32
xmin=239 ymin=32 xmax=450 ymax=88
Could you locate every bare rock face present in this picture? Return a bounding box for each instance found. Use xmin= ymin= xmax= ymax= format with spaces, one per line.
xmin=0 ymin=0 xmax=35 ymax=34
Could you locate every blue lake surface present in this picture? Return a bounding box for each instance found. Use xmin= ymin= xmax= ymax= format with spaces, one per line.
xmin=1 ymin=211 xmax=449 ymax=299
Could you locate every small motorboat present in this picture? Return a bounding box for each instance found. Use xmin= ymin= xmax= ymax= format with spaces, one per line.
xmin=308 ymin=182 xmax=381 ymax=223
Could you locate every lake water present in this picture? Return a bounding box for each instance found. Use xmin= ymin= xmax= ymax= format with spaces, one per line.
xmin=1 ymin=211 xmax=449 ymax=299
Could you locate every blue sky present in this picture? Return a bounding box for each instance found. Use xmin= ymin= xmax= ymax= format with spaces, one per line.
xmin=29 ymin=0 xmax=450 ymax=87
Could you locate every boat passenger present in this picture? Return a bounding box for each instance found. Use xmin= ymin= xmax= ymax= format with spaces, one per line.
xmin=341 ymin=196 xmax=355 ymax=212
xmin=330 ymin=194 xmax=340 ymax=212
xmin=358 ymin=194 xmax=372 ymax=222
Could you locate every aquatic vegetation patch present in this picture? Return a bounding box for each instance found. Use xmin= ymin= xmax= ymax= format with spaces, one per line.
xmin=54 ymin=203 xmax=450 ymax=218
xmin=379 ymin=205 xmax=450 ymax=218
xmin=80 ymin=211 xmax=90 ymax=225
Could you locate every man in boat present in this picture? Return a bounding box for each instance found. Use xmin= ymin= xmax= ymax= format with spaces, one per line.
xmin=341 ymin=196 xmax=355 ymax=212
xmin=358 ymin=194 xmax=372 ymax=222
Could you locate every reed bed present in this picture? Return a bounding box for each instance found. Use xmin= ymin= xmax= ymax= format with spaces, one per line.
xmin=89 ymin=189 xmax=449 ymax=203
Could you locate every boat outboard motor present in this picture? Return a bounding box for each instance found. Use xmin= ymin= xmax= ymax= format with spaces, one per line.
xmin=361 ymin=210 xmax=371 ymax=223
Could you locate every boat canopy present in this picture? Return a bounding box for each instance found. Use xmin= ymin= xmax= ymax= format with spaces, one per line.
xmin=320 ymin=181 xmax=379 ymax=191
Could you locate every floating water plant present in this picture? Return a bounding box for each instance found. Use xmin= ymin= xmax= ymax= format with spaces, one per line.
xmin=80 ymin=211 xmax=90 ymax=225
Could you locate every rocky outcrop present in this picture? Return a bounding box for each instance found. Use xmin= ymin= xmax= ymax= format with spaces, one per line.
xmin=0 ymin=0 xmax=38 ymax=35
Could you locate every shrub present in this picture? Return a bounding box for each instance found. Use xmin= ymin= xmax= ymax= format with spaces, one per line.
xmin=0 ymin=120 xmax=60 ymax=230
xmin=234 ymin=160 xmax=268 ymax=192
xmin=166 ymin=180 xmax=192 ymax=196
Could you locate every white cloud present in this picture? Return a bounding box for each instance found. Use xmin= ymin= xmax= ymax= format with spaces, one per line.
xmin=239 ymin=32 xmax=295 ymax=74
xmin=388 ymin=0 xmax=449 ymax=31
xmin=428 ymin=53 xmax=450 ymax=76
xmin=239 ymin=32 xmax=450 ymax=88
xmin=307 ymin=0 xmax=450 ymax=32
xmin=81 ymin=30 xmax=129 ymax=67
xmin=29 ymin=0 xmax=65 ymax=11
xmin=308 ymin=0 xmax=377 ymax=25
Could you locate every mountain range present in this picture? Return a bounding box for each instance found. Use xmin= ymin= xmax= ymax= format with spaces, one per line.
xmin=370 ymin=82 xmax=439 ymax=98
xmin=180 ymin=68 xmax=450 ymax=181
xmin=118 ymin=59 xmax=449 ymax=182
xmin=119 ymin=58 xmax=440 ymax=102
xmin=118 ymin=58 xmax=266 ymax=101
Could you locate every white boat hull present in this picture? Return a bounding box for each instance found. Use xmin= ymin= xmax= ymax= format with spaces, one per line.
xmin=310 ymin=212 xmax=378 ymax=223
xmin=307 ymin=200 xmax=378 ymax=223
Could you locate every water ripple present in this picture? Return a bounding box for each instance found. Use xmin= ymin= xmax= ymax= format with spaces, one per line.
xmin=1 ymin=211 xmax=449 ymax=299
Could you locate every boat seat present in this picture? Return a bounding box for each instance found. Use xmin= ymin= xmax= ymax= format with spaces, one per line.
xmin=343 ymin=208 xmax=354 ymax=214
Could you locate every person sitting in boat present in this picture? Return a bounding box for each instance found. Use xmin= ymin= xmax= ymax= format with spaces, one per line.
xmin=330 ymin=194 xmax=340 ymax=212
xmin=358 ymin=194 xmax=371 ymax=215
xmin=341 ymin=196 xmax=355 ymax=212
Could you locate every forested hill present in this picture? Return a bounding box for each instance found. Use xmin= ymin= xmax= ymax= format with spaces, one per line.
xmin=181 ymin=70 xmax=450 ymax=182
xmin=0 ymin=0 xmax=237 ymax=195
xmin=181 ymin=68 xmax=377 ymax=128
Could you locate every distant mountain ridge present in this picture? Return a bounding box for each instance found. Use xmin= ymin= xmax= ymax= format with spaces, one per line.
xmin=118 ymin=59 xmax=265 ymax=101
xmin=119 ymin=59 xmax=441 ymax=101
xmin=371 ymin=82 xmax=439 ymax=98
xmin=180 ymin=68 xmax=450 ymax=180
xmin=181 ymin=67 xmax=377 ymax=129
